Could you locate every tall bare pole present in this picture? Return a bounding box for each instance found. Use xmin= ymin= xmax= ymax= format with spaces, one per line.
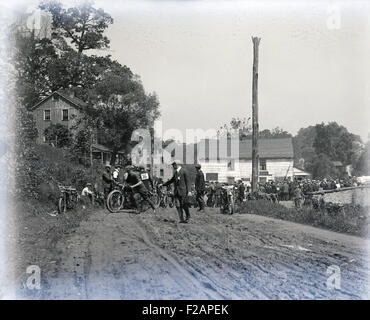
xmin=251 ymin=37 xmax=261 ymax=193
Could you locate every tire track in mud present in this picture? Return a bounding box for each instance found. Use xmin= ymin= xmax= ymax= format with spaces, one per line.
xmin=41 ymin=207 xmax=370 ymax=299
xmin=206 ymin=214 xmax=368 ymax=299
xmin=136 ymin=209 xmax=370 ymax=299
xmin=131 ymin=215 xmax=226 ymax=299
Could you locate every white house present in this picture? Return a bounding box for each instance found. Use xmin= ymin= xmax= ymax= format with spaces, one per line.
xmin=196 ymin=138 xmax=294 ymax=183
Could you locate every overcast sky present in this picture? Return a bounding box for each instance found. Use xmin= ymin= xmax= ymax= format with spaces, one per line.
xmin=4 ymin=0 xmax=370 ymax=142
xmin=92 ymin=0 xmax=369 ymax=142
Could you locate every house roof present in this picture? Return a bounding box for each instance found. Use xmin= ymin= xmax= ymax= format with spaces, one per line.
xmin=197 ymin=137 xmax=294 ymax=160
xmin=31 ymin=90 xmax=87 ymax=111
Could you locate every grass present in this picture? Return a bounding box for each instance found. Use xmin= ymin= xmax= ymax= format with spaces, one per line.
xmin=238 ymin=200 xmax=370 ymax=238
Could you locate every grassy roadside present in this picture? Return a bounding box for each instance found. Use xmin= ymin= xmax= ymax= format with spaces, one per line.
xmin=238 ymin=200 xmax=370 ymax=238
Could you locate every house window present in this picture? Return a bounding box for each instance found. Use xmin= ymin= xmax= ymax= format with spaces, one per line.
xmin=62 ymin=109 xmax=69 ymax=121
xmin=260 ymin=159 xmax=267 ymax=171
xmin=160 ymin=169 xmax=164 ymax=177
xmin=44 ymin=109 xmax=51 ymax=121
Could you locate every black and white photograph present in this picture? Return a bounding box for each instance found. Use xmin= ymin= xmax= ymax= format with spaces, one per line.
xmin=0 ymin=0 xmax=370 ymax=304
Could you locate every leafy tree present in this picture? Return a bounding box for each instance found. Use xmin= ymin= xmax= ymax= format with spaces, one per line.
xmin=308 ymin=153 xmax=340 ymax=179
xmin=44 ymin=123 xmax=72 ymax=147
xmin=13 ymin=100 xmax=40 ymax=198
xmin=218 ymin=117 xmax=251 ymax=139
xmin=354 ymin=141 xmax=370 ymax=175
xmin=259 ymin=127 xmax=292 ymax=139
xmin=39 ymin=0 xmax=113 ymax=55
xmin=12 ymin=32 xmax=58 ymax=108
xmin=70 ymin=129 xmax=93 ymax=166
xmin=294 ymin=122 xmax=363 ymax=178
xmin=313 ymin=122 xmax=362 ymax=165
xmin=13 ymin=1 xmax=115 ymax=109
xmin=293 ymin=126 xmax=317 ymax=169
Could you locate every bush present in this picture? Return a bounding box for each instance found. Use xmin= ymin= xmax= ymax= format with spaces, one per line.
xmin=15 ymin=144 xmax=105 ymax=204
xmin=239 ymin=200 xmax=370 ymax=238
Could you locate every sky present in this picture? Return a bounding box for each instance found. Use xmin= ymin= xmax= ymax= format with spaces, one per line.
xmin=93 ymin=0 xmax=370 ymax=143
xmin=3 ymin=0 xmax=370 ymax=142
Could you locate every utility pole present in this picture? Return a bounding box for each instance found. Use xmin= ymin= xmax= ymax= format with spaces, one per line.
xmin=251 ymin=36 xmax=261 ymax=193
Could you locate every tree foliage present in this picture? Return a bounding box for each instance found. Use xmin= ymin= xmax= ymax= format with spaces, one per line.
xmin=294 ymin=122 xmax=364 ymax=178
xmin=44 ymin=123 xmax=72 ymax=147
xmin=39 ymin=0 xmax=113 ymax=54
xmin=259 ymin=127 xmax=292 ymax=139
xmin=354 ymin=141 xmax=370 ymax=175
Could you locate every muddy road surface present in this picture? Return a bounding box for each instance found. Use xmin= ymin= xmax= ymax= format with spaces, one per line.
xmin=18 ymin=207 xmax=370 ymax=299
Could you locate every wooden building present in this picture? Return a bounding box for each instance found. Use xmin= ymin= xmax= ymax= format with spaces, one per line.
xmin=31 ymin=90 xmax=86 ymax=144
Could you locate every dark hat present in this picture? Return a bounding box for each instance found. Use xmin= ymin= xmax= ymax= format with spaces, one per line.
xmin=195 ymin=164 xmax=201 ymax=169
xmin=171 ymin=160 xmax=181 ymax=166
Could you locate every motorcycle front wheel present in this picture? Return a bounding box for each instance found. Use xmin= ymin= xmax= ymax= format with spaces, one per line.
xmin=107 ymin=190 xmax=124 ymax=213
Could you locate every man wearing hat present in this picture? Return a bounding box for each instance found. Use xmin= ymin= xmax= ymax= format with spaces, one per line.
xmin=102 ymin=164 xmax=114 ymax=199
xmin=194 ymin=164 xmax=205 ymax=212
xmin=161 ymin=160 xmax=191 ymax=223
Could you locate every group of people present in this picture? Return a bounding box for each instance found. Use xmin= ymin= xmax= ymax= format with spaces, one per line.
xmin=80 ymin=161 xmax=362 ymax=217
xmin=205 ymin=180 xmax=246 ymax=208
xmin=98 ymin=160 xmax=207 ymax=223
xmin=203 ymin=176 xmax=360 ymax=209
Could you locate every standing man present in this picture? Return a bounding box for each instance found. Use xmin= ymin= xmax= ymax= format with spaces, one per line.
xmin=112 ymin=164 xmax=121 ymax=182
xmin=194 ymin=164 xmax=205 ymax=212
xmin=102 ymin=164 xmax=115 ymax=200
xmin=282 ymin=180 xmax=289 ymax=201
xmin=237 ymin=180 xmax=245 ymax=202
xmin=293 ymin=184 xmax=303 ymax=209
xmin=162 ymin=160 xmax=191 ymax=223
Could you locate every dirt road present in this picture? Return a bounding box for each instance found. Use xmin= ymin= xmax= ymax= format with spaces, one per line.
xmin=20 ymin=207 xmax=370 ymax=299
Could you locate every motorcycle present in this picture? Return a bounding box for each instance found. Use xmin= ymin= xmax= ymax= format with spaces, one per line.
xmin=58 ymin=185 xmax=79 ymax=214
xmin=106 ymin=183 xmax=157 ymax=214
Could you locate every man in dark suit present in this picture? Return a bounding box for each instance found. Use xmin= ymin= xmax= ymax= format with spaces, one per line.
xmin=194 ymin=164 xmax=205 ymax=212
xmin=162 ymin=160 xmax=191 ymax=223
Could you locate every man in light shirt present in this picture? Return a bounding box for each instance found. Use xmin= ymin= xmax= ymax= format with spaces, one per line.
xmin=81 ymin=183 xmax=94 ymax=205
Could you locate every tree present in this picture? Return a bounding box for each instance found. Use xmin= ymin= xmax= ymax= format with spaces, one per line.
xmin=44 ymin=123 xmax=72 ymax=147
xmin=71 ymin=129 xmax=91 ymax=165
xmin=39 ymin=0 xmax=113 ymax=55
xmin=313 ymin=122 xmax=362 ymax=165
xmin=293 ymin=126 xmax=317 ymax=169
xmin=83 ymin=63 xmax=160 ymax=164
xmin=12 ymin=32 xmax=58 ymax=108
xmin=354 ymin=141 xmax=370 ymax=175
xmin=309 ymin=153 xmax=340 ymax=179
xmin=218 ymin=117 xmax=251 ymax=139
xmin=294 ymin=122 xmax=363 ymax=178
xmin=259 ymin=127 xmax=292 ymax=139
